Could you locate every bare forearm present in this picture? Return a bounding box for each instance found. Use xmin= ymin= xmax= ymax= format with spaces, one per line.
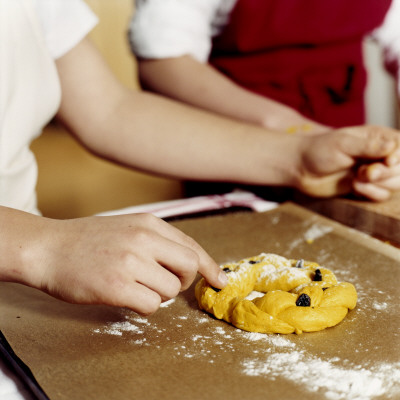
xmin=138 ymin=56 xmax=327 ymax=133
xmin=63 ymin=86 xmax=302 ymax=188
xmin=55 ymin=39 xmax=302 ymax=188
xmin=56 ymin=38 xmax=400 ymax=201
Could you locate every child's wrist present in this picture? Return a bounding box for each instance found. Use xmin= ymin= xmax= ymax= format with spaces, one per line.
xmin=0 ymin=208 xmax=49 ymax=289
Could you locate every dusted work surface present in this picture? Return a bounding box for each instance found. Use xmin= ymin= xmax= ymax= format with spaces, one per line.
xmin=0 ymin=203 xmax=399 ymax=400
xmin=298 ymin=190 xmax=400 ymax=245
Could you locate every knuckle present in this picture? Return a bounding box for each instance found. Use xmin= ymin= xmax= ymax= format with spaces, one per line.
xmin=165 ymin=276 xmax=182 ymax=298
xmin=366 ymin=125 xmax=390 ymax=145
xmin=181 ymin=247 xmax=200 ymax=272
xmin=182 ymin=235 xmax=201 ymax=251
xmin=117 ymin=250 xmax=138 ymax=269
xmin=136 ymin=212 xmax=160 ymax=226
xmin=131 ymin=227 xmax=153 ymax=245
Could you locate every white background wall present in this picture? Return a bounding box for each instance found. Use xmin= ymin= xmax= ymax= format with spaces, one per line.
xmin=364 ymin=39 xmax=398 ymax=128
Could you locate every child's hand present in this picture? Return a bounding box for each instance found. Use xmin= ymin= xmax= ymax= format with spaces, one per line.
xmin=295 ymin=125 xmax=400 ymax=200
xmin=353 ymin=157 xmax=400 ymax=201
xmin=30 ymin=213 xmax=227 ymax=315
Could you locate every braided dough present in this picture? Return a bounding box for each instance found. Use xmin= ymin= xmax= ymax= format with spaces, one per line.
xmin=195 ymin=253 xmax=357 ymax=334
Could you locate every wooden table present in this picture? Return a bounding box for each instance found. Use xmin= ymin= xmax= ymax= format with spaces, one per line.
xmin=297 ymin=190 xmax=400 ymax=247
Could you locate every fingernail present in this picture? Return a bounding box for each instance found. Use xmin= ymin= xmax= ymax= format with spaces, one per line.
xmin=218 ymin=271 xmax=228 ymax=286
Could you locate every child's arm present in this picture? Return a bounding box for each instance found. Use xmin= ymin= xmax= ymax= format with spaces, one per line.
xmin=0 ymin=206 xmax=227 ymax=314
xmin=56 ymin=38 xmax=400 ymax=201
xmin=137 ymin=55 xmax=328 ymax=135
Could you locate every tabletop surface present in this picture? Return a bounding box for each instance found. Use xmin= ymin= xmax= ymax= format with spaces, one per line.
xmin=298 ymin=190 xmax=400 ymax=246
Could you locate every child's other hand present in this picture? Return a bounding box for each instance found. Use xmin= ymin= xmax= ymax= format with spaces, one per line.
xmin=353 ymin=157 xmax=400 ymax=201
xmin=296 ymin=125 xmax=400 ymax=200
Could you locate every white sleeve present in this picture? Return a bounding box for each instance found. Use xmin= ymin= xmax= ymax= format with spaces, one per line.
xmin=371 ymin=0 xmax=400 ymax=94
xmin=33 ymin=0 xmax=98 ymax=59
xmin=129 ymin=0 xmax=234 ymax=63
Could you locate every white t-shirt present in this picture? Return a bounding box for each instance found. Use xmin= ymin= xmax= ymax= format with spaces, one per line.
xmin=0 ymin=0 xmax=97 ymax=214
xmin=130 ymin=0 xmax=400 ymax=91
xmin=0 ymin=1 xmax=97 ymax=396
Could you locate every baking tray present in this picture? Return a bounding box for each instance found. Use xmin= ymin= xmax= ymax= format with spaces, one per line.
xmin=0 ymin=203 xmax=399 ymax=400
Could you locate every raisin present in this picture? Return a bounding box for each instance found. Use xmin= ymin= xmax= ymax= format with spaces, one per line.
xmin=295 ymin=259 xmax=304 ymax=268
xmin=314 ymin=269 xmax=323 ymax=281
xmin=296 ymin=293 xmax=311 ymax=307
xmin=322 ymin=287 xmax=328 ymax=291
xmin=211 ymin=286 xmax=221 ymax=292
xmin=223 ymin=267 xmax=232 ymax=273
xmin=249 ymin=260 xmax=260 ymax=264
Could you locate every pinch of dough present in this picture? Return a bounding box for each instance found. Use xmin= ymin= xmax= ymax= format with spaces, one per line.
xmin=195 ymin=253 xmax=357 ymax=334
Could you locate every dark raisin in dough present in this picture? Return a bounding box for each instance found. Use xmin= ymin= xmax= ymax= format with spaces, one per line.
xmin=296 ymin=293 xmax=311 ymax=307
xmin=314 ymin=269 xmax=323 ymax=281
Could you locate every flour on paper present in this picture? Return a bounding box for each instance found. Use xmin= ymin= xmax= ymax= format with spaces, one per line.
xmin=304 ymin=223 xmax=333 ymax=242
xmin=92 ymin=307 xmax=399 ymax=400
xmin=92 ymin=263 xmax=398 ymax=400
xmin=159 ymin=298 xmax=175 ymax=308
xmin=242 ymin=353 xmax=400 ymax=400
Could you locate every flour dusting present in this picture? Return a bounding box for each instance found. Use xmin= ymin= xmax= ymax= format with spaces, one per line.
xmin=372 ymin=301 xmax=388 ymax=311
xmin=159 ymin=298 xmax=175 ymax=308
xmin=243 ymin=354 xmax=400 ymax=400
xmin=304 ymin=223 xmax=333 ymax=241
xmin=92 ymin=252 xmax=398 ymax=400
xmin=245 ymin=291 xmax=264 ymax=301
xmin=93 ymin=321 xmax=143 ymax=336
xmin=93 ymin=308 xmax=400 ymax=400
xmin=240 ymin=331 xmax=296 ymax=348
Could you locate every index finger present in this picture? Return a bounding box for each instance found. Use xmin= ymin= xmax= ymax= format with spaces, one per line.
xmin=167 ymin=227 xmax=228 ymax=290
xmin=143 ymin=216 xmax=228 ymax=290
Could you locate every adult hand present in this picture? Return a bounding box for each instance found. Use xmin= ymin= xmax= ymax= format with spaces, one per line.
xmin=295 ymin=125 xmax=400 ymax=200
xmin=17 ymin=212 xmax=227 ymax=315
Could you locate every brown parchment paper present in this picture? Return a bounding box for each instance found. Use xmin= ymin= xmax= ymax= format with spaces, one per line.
xmin=0 ymin=203 xmax=399 ymax=400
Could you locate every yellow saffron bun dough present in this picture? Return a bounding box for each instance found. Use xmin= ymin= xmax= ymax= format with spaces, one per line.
xmin=195 ymin=253 xmax=357 ymax=334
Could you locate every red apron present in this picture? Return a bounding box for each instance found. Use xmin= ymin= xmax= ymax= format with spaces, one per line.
xmin=209 ymin=0 xmax=392 ymax=127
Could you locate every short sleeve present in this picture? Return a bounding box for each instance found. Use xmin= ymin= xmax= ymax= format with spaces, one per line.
xmin=33 ymin=0 xmax=98 ymax=59
xmin=371 ymin=0 xmax=400 ymax=93
xmin=129 ymin=0 xmax=227 ymax=63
